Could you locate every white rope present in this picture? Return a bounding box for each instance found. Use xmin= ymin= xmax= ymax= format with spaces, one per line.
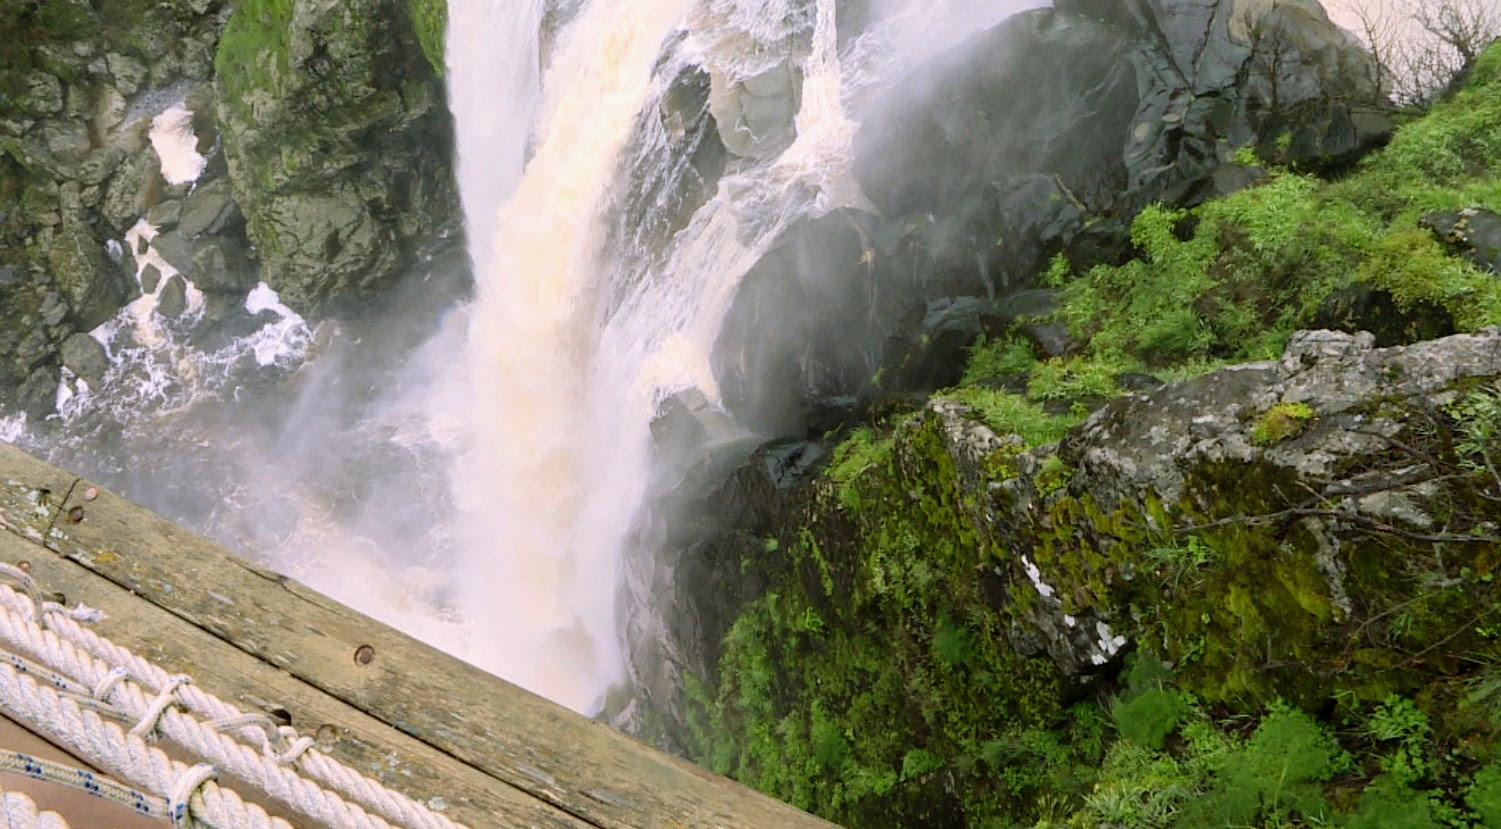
xmin=0 ymin=658 xmax=287 ymax=829
xmin=0 ymin=786 xmax=71 ymax=829
xmin=0 ymin=566 xmax=464 ymax=829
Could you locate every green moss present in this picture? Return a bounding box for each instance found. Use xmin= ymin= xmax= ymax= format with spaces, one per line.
xmin=409 ymin=0 xmax=446 ymax=76
xmin=1251 ymin=401 xmax=1315 ymax=446
xmin=215 ymin=0 xmax=294 ymax=121
xmin=698 ymin=44 xmax=1501 ymax=829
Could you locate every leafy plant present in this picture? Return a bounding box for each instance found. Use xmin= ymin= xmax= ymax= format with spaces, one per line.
xmin=1179 ymin=706 xmax=1345 ymax=827
xmin=962 ymin=335 xmax=1036 ymax=384
xmin=1466 ymin=763 xmax=1501 ymax=826
xmin=1365 ymin=695 xmax=1433 ymax=786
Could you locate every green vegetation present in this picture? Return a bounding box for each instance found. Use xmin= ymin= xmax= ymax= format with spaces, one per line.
xmin=689 ymin=42 xmax=1501 ymax=829
xmin=214 ymin=0 xmax=295 ymax=121
xmin=409 ymin=0 xmax=447 ymax=76
xmin=1030 ymin=49 xmax=1501 ymax=400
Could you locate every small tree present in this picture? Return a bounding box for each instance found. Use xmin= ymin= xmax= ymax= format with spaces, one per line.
xmin=1334 ymin=0 xmax=1500 ymax=105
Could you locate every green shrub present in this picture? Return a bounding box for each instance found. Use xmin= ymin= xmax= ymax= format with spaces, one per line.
xmin=1365 ymin=695 xmax=1434 ymax=786
xmin=1467 ymin=763 xmax=1501 ymax=827
xmin=1114 ymin=689 xmax=1190 ymax=751
xmin=962 ymin=335 xmax=1036 ymax=384
xmin=1343 ymin=776 xmax=1441 ymax=829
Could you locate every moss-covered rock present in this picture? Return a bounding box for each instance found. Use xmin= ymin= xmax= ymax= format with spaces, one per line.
xmin=689 ymin=327 xmax=1501 ymax=826
xmin=213 ymin=0 xmax=459 ymax=315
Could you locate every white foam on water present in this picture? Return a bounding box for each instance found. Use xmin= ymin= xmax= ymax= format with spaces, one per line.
xmin=149 ymin=104 xmax=206 ymax=185
xmin=242 ymin=283 xmax=311 ymax=368
xmin=0 ymin=413 xmax=25 ymax=444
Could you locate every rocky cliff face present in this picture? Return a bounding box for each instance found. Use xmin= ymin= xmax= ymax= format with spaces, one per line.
xmin=711 ymin=0 xmax=1391 ymax=437
xmin=0 ymin=0 xmax=228 ymax=418
xmin=0 ymin=0 xmax=459 ymax=420
xmin=213 ymin=0 xmax=459 ymax=315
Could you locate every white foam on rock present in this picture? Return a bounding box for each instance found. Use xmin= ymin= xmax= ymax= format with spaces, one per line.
xmin=242 ymin=283 xmax=312 ymax=367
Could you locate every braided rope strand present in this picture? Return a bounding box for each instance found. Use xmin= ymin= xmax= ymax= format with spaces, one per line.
xmin=0 ymin=570 xmax=465 ymax=829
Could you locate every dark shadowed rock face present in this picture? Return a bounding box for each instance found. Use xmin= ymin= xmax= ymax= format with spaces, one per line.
xmin=214 ymin=0 xmax=460 ymax=316
xmin=712 ymin=0 xmax=1390 ymax=438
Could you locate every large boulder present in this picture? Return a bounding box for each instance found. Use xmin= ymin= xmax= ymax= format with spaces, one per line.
xmin=213 ymin=0 xmax=460 ymax=315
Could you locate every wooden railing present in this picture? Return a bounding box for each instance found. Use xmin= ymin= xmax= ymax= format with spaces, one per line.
xmin=0 ymin=440 xmax=835 ymax=829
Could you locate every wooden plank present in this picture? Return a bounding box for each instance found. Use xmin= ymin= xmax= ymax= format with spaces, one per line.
xmin=0 ymin=442 xmax=837 ymax=828
xmin=0 ymin=465 xmax=590 ymax=829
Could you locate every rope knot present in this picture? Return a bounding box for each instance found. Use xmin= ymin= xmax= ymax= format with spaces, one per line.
xmin=167 ymin=763 xmax=217 ymax=827
xmin=92 ymin=667 xmax=128 ymax=703
xmin=267 ymin=727 xmax=314 ymax=766
xmin=129 ymin=675 xmax=192 ymax=740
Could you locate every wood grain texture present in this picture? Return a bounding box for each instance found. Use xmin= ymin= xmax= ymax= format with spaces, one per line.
xmin=0 ymin=442 xmax=837 ymax=829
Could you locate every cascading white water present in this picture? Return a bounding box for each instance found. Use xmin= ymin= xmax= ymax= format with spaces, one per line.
xmin=443 ymin=0 xmax=1048 ymax=714
xmin=446 ymin=0 xmax=698 ymax=712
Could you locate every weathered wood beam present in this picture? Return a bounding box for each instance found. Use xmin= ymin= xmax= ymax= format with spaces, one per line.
xmin=0 ymin=441 xmax=835 ymax=829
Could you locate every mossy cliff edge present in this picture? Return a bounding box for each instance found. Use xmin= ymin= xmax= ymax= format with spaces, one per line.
xmin=668 ymin=41 xmax=1501 ymax=829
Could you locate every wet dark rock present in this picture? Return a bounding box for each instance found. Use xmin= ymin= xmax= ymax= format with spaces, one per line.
xmin=157 ymin=275 xmax=188 ymax=319
xmin=146 ymin=198 xmax=183 ymax=231
xmin=17 ymin=367 xmax=58 ymax=420
xmin=1022 ymin=322 xmax=1078 ymax=359
xmin=139 ymin=263 xmax=161 ymax=295
xmin=149 ymin=230 xmax=194 ymax=274
xmin=608 ymin=61 xmax=728 ymax=262
xmin=1422 ymin=208 xmax=1501 ymax=275
xmin=177 ymin=178 xmax=238 ymax=238
xmin=47 ymin=225 xmax=131 ymax=330
xmin=714 ymin=0 xmax=1388 ymax=441
xmin=214 ymin=0 xmax=460 ymax=315
xmin=60 ymin=332 xmax=109 ymax=384
xmin=760 ymin=441 xmax=827 ymax=492
xmin=1114 ymin=371 xmax=1165 ymax=392
xmin=188 ymin=236 xmax=255 ymax=295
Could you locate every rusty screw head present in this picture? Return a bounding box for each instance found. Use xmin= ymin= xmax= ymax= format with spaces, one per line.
xmin=353 ymin=645 xmax=375 ymax=667
xmin=83 ymin=486 xmax=99 ymax=502
xmin=67 ymin=506 xmax=84 ymax=523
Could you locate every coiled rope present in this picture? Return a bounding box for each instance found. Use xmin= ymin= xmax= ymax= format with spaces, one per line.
xmin=0 ymin=563 xmax=466 ymax=829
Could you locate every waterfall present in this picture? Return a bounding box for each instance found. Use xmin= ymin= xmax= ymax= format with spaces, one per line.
xmin=446 ymin=0 xmax=698 ymax=713
xmin=443 ymin=0 xmax=1045 ymax=714
xmin=5 ymin=0 xmax=1047 ymax=722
